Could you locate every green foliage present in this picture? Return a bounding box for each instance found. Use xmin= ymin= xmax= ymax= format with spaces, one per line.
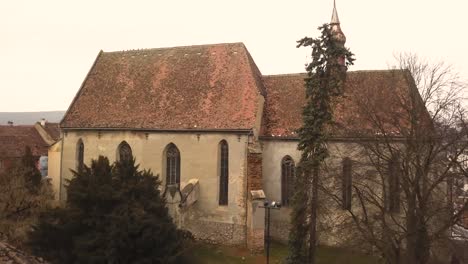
xmin=287 ymin=167 xmax=309 ymax=262
xmin=29 ymin=156 xmax=192 ymax=264
xmin=296 ymin=24 xmax=354 ymax=166
xmin=288 ymin=24 xmax=354 ymax=263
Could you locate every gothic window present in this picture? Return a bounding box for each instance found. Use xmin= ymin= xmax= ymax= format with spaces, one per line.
xmin=118 ymin=141 xmax=133 ymax=163
xmin=219 ymin=140 xmax=229 ymax=205
xmin=281 ymin=156 xmax=295 ymax=206
xmin=386 ymin=156 xmax=401 ymax=212
xmin=165 ymin=143 xmax=180 ymax=186
xmin=76 ymin=139 xmax=84 ymax=172
xmin=447 ymin=173 xmax=454 ymax=205
xmin=342 ymin=157 xmax=352 ymax=210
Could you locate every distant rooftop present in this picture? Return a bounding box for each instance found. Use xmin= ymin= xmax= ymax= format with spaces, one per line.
xmin=0 ymin=111 xmax=65 ymax=125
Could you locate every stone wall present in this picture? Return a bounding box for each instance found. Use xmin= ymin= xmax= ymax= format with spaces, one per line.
xmin=247 ymin=150 xmax=263 ymax=193
xmin=60 ymin=130 xmax=249 ymax=245
xmin=184 ymin=218 xmax=246 ymax=245
xmin=261 ymin=139 xmax=364 ymax=246
xmin=269 ymin=208 xmax=291 ymax=242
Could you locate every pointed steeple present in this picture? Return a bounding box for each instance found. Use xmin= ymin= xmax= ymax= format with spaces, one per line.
xmin=330 ymin=0 xmax=346 ymax=45
xmin=331 ymin=0 xmax=340 ymax=25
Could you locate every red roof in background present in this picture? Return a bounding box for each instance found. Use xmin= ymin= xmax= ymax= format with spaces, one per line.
xmin=261 ymin=70 xmax=415 ymax=138
xmin=61 ymin=43 xmax=265 ymax=130
xmin=41 ymin=122 xmax=60 ymax=141
xmin=0 ymin=125 xmax=49 ymax=158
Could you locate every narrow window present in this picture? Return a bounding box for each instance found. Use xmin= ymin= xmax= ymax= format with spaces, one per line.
xmin=447 ymin=173 xmax=454 ymax=206
xmin=76 ymin=139 xmax=84 ymax=172
xmin=387 ymin=156 xmax=400 ymax=212
xmin=219 ymin=140 xmax=229 ymax=205
xmin=118 ymin=141 xmax=133 ymax=163
xmin=342 ymin=158 xmax=352 ymax=210
xmin=166 ymin=143 xmax=180 ymax=186
xmin=281 ymin=156 xmax=295 ymax=206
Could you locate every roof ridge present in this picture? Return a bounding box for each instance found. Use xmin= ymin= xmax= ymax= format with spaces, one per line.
xmin=348 ymin=69 xmax=406 ymax=73
xmin=263 ymin=69 xmax=406 ymax=78
xmin=263 ymin=73 xmax=307 ymax=78
xmin=103 ymin=42 xmax=245 ymax=54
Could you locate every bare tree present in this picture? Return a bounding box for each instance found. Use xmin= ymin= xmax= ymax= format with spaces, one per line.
xmin=0 ymin=153 xmax=53 ymax=245
xmin=321 ymin=53 xmax=468 ymax=264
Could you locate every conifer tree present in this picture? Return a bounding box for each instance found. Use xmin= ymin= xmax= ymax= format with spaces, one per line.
xmin=29 ymin=156 xmax=191 ymax=264
xmin=288 ymin=24 xmax=354 ymax=264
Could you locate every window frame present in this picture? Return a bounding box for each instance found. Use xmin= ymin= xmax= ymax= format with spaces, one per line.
xmin=165 ymin=143 xmax=181 ymax=187
xmin=342 ymin=157 xmax=352 ymax=210
xmin=387 ymin=156 xmax=401 ymax=213
xmin=281 ymin=155 xmax=295 ymax=206
xmin=76 ymin=139 xmax=84 ymax=172
xmin=219 ymin=140 xmax=229 ymax=206
xmin=117 ymin=141 xmax=133 ymax=163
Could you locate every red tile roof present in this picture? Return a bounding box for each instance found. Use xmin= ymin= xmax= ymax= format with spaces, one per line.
xmin=0 ymin=125 xmax=49 ymax=158
xmin=61 ymin=43 xmax=265 ymax=130
xmin=41 ymin=122 xmax=60 ymax=141
xmin=261 ymin=70 xmax=416 ymax=138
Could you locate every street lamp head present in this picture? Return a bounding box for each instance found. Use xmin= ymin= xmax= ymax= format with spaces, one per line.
xmin=264 ymin=200 xmax=269 ymax=207
xmin=271 ymin=201 xmax=281 ymax=208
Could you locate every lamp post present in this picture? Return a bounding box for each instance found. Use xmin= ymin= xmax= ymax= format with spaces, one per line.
xmin=260 ymin=200 xmax=281 ymax=264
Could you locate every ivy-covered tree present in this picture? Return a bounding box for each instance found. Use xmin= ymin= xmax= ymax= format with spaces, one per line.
xmin=288 ymin=23 xmax=354 ymax=264
xmin=29 ymin=156 xmax=192 ymax=264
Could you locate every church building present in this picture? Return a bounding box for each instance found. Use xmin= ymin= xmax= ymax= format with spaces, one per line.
xmin=55 ymin=3 xmax=416 ymax=250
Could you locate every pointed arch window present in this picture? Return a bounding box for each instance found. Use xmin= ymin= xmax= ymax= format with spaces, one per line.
xmin=342 ymin=157 xmax=353 ymax=210
xmin=281 ymin=156 xmax=295 ymax=206
xmin=219 ymin=140 xmax=229 ymax=205
xmin=118 ymin=141 xmax=133 ymax=163
xmin=76 ymin=139 xmax=84 ymax=172
xmin=386 ymin=156 xmax=401 ymax=212
xmin=166 ymin=143 xmax=180 ymax=186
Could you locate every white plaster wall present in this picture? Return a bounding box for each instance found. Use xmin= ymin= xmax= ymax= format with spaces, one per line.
xmin=261 ymin=140 xmax=301 ymax=203
xmin=47 ymin=140 xmax=61 ymax=201
xmin=261 ymin=140 xmax=300 ymax=241
xmin=261 ymin=139 xmax=365 ymax=243
xmin=262 ymin=139 xmax=364 ymax=203
xmin=61 ymin=131 xmax=249 ymax=228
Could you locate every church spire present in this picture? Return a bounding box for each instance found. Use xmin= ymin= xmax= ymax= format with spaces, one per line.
xmin=330 ymin=0 xmax=346 ymax=46
xmin=331 ymin=0 xmax=340 ymax=24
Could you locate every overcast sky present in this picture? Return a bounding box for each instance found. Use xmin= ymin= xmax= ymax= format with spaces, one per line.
xmin=1 ymin=0 xmax=467 ymax=112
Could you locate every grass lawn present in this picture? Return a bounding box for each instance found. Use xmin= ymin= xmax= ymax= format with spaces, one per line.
xmin=187 ymin=242 xmax=379 ymax=264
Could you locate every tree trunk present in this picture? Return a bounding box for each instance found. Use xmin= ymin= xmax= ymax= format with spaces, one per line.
xmin=406 ymin=195 xmax=430 ymax=264
xmin=308 ymin=166 xmax=319 ymax=264
xmin=406 ymin=171 xmax=431 ymax=264
xmin=414 ymin=217 xmax=430 ymax=264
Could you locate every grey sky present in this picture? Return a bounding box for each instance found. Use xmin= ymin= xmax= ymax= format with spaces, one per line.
xmin=1 ymin=0 xmax=467 ymax=112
